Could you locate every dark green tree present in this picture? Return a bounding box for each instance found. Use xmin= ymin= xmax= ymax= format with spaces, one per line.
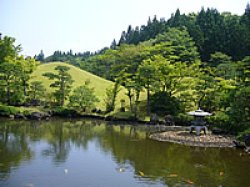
xmin=153 ymin=28 xmax=199 ymax=63
xmin=36 ymin=50 xmax=45 ymax=62
xmin=43 ymin=65 xmax=74 ymax=106
xmin=29 ymin=81 xmax=46 ymax=101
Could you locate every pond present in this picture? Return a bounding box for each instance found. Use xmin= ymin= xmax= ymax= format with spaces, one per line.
xmin=0 ymin=118 xmax=249 ymax=187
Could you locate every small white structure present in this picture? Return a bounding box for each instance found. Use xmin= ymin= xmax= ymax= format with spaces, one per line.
xmin=187 ymin=108 xmax=212 ymax=117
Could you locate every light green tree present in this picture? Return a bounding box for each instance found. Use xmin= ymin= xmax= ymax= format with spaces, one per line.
xmin=138 ymin=58 xmax=158 ymax=114
xmin=69 ymin=84 xmax=99 ymax=112
xmin=104 ymin=81 xmax=121 ymax=113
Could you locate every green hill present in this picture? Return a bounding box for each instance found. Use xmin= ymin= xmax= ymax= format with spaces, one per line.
xmin=31 ymin=62 xmax=127 ymax=110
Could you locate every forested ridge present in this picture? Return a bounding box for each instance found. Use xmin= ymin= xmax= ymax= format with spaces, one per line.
xmin=43 ymin=5 xmax=250 ymax=64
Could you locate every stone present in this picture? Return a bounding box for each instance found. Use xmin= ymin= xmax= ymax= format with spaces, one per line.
xmin=233 ymin=140 xmax=246 ymax=148
xmin=243 ymin=135 xmax=250 ymax=146
xmin=150 ymin=114 xmax=159 ymax=125
xmin=30 ymin=112 xmax=44 ymax=120
xmin=189 ymin=126 xmax=207 ymax=136
xmin=245 ymin=147 xmax=250 ymax=154
xmin=15 ymin=113 xmax=26 ymax=119
xmin=9 ymin=115 xmax=15 ymax=119
xmin=164 ymin=115 xmax=175 ymax=126
xmin=150 ymin=131 xmax=235 ymax=147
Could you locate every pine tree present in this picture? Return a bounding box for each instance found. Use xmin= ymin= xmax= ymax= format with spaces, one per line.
xmin=43 ymin=65 xmax=74 ymax=106
xmin=36 ymin=50 xmax=45 ymax=62
xmin=110 ymin=39 xmax=117 ymax=49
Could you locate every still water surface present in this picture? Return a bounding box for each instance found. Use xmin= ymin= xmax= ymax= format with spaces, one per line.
xmin=0 ymin=119 xmax=249 ymax=187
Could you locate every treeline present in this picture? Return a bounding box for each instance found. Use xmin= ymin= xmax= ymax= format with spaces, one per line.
xmin=45 ymin=5 xmax=250 ymax=62
xmin=116 ymin=5 xmax=250 ymax=61
xmin=42 ymin=5 xmax=250 ymax=70
xmin=35 ymin=49 xmax=94 ymax=67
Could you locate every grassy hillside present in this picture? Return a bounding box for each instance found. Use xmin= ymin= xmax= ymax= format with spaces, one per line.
xmin=31 ymin=62 xmax=127 ymax=110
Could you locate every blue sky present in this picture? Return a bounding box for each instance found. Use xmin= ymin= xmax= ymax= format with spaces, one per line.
xmin=1 ymin=0 xmax=249 ymax=57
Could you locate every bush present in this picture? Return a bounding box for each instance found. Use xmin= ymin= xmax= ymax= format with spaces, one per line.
xmin=174 ymin=112 xmax=193 ymax=126
xmin=0 ymin=105 xmax=20 ymax=116
xmin=207 ymin=111 xmax=229 ymax=126
xmin=237 ymin=128 xmax=250 ymax=146
xmin=150 ymin=91 xmax=182 ymax=116
xmin=52 ymin=107 xmax=79 ymax=117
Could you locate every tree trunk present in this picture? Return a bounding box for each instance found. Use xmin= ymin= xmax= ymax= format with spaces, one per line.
xmin=23 ymin=80 xmax=27 ymax=97
xmin=128 ymin=92 xmax=133 ymax=112
xmin=6 ymin=81 xmax=10 ymax=105
xmin=61 ymin=80 xmax=65 ymax=106
xmin=147 ymin=83 xmax=150 ymax=115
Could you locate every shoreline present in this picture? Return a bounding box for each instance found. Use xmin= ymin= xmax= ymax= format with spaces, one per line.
xmin=150 ymin=131 xmax=236 ymax=148
xmin=2 ymin=115 xmax=249 ymax=151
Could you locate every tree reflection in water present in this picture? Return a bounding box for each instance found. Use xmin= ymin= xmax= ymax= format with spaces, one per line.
xmin=0 ymin=121 xmax=33 ymax=180
xmin=0 ymin=119 xmax=249 ymax=187
xmin=41 ymin=122 xmax=71 ymax=164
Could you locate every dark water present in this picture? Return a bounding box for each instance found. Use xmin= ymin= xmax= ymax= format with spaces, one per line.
xmin=0 ymin=119 xmax=249 ymax=187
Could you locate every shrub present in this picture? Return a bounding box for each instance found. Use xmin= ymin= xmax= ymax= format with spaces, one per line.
xmin=52 ymin=107 xmax=79 ymax=117
xmin=150 ymin=91 xmax=182 ymax=116
xmin=174 ymin=112 xmax=193 ymax=126
xmin=237 ymin=128 xmax=250 ymax=144
xmin=0 ymin=105 xmax=20 ymax=116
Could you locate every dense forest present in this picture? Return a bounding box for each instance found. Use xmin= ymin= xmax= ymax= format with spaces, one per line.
xmin=0 ymin=5 xmax=249 ymax=136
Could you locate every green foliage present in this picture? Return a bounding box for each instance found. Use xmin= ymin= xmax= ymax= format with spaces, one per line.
xmin=31 ymin=62 xmax=127 ymax=110
xmin=0 ymin=35 xmax=20 ymax=64
xmin=210 ymin=52 xmax=232 ymax=66
xmin=153 ymin=28 xmax=199 ymax=63
xmin=51 ymin=106 xmax=79 ymax=117
xmin=29 ymin=81 xmax=46 ymax=101
xmin=150 ymin=91 xmax=181 ymax=116
xmin=112 ymin=5 xmax=250 ymax=61
xmin=207 ymin=111 xmax=230 ymax=130
xmin=104 ymin=82 xmax=121 ymax=113
xmin=69 ymin=84 xmax=99 ymax=111
xmin=138 ymin=57 xmax=158 ymax=114
xmin=0 ymin=105 xmax=20 ymax=116
xmin=175 ymin=113 xmax=193 ymax=125
xmin=43 ymin=65 xmax=74 ymax=106
xmin=0 ymin=35 xmax=39 ymax=105
xmin=227 ymin=87 xmax=250 ymax=132
xmin=122 ymin=73 xmax=143 ymax=118
xmin=237 ymin=127 xmax=250 ymax=141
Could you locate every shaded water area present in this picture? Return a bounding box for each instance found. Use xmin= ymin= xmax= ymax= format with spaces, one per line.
xmin=0 ymin=119 xmax=249 ymax=187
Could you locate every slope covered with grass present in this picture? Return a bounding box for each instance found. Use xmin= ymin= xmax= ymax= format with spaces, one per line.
xmin=31 ymin=62 xmax=127 ymax=110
